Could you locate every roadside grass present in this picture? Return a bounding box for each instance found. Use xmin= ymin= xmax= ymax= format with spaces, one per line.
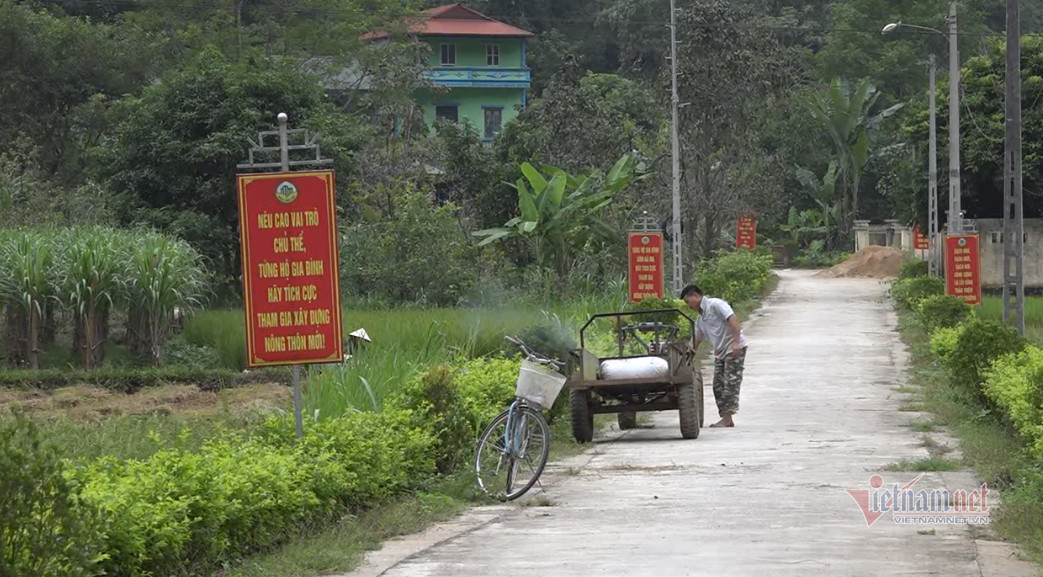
xmin=898 ymin=311 xmax=1043 ymax=559
xmin=223 ymin=492 xmax=467 ymax=577
xmin=884 ymin=457 xmax=962 ymax=472
xmin=910 ymin=421 xmax=937 ymax=432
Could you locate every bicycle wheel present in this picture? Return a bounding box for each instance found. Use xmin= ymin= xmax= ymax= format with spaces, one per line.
xmin=474 ymin=404 xmax=551 ymax=501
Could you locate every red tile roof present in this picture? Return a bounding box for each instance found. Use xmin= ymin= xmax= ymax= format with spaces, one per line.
xmin=362 ymin=4 xmax=534 ymax=40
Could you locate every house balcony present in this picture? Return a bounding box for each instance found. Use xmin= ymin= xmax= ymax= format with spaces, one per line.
xmin=422 ymin=67 xmax=531 ymax=89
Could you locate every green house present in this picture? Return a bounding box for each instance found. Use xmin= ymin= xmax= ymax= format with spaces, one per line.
xmin=366 ymin=4 xmax=533 ymax=141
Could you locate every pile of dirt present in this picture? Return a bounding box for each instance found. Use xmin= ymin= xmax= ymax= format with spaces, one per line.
xmin=818 ymin=246 xmax=905 ymax=279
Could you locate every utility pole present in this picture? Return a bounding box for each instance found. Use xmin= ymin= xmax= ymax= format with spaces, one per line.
xmin=928 ymin=54 xmax=939 ymax=277
xmin=947 ymin=1 xmax=963 ymax=235
xmin=669 ymin=0 xmax=684 ymax=294
xmin=1003 ymin=0 xmax=1025 ymax=334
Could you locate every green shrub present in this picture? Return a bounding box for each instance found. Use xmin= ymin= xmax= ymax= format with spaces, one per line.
xmin=0 ymin=416 xmax=103 ymax=577
xmin=890 ymin=277 xmax=944 ymax=309
xmin=511 ymin=315 xmax=576 ymax=363
xmin=391 ymin=365 xmax=471 ymax=474
xmin=929 ymin=325 xmax=966 ymax=364
xmin=696 ymin=250 xmax=773 ymax=304
xmin=72 ymin=407 xmax=435 ymax=577
xmin=624 ymin=297 xmax=693 ymax=337
xmin=917 ymin=295 xmax=972 ymax=332
xmin=454 ymin=357 xmax=520 ymax=434
xmin=164 ymin=336 xmax=221 ymax=370
xmin=983 ymin=345 xmax=1043 ymax=457
xmin=898 ymin=259 xmax=929 ymax=280
xmin=947 ymin=319 xmax=1026 ymax=403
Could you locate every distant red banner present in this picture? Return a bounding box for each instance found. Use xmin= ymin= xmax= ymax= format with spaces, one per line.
xmin=237 ymin=170 xmax=344 ymax=367
xmin=737 ymin=213 xmax=757 ymax=250
xmin=628 ymin=232 xmax=664 ymax=303
xmin=913 ymin=224 xmax=929 ymax=250
xmin=944 ymin=235 xmax=981 ymax=306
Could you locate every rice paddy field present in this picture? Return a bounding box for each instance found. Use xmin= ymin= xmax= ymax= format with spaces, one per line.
xmin=978 ymin=296 xmax=1043 ymax=344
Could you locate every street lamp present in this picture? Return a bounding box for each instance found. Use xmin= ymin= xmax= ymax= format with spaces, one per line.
xmin=883 ymin=2 xmax=962 ymax=238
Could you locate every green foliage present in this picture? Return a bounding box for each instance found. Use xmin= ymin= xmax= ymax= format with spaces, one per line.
xmin=890 ymin=276 xmax=944 ymax=310
xmin=983 ymin=345 xmax=1043 ymax=457
xmin=0 ymin=416 xmax=103 ymax=577
xmin=0 ymin=366 xmax=284 ymax=392
xmin=496 ymin=69 xmax=663 ymax=173
xmin=453 ymin=357 xmax=521 ymax=435
xmin=946 ymin=319 xmax=1026 ymax=403
xmin=391 ymin=366 xmax=471 ymax=474
xmin=929 ymin=324 xmax=966 ymax=365
xmin=695 ymin=250 xmax=774 ymax=304
xmin=341 ymin=187 xmax=476 ymax=307
xmin=182 ymin=310 xmax=248 ymax=370
xmin=0 ymin=228 xmax=208 ymax=369
xmin=95 ymin=52 xmax=365 ymax=295
xmin=792 ymin=239 xmax=848 ymax=268
xmin=624 ymin=297 xmax=693 ymax=339
xmin=163 ymin=337 xmax=221 ymax=370
xmin=70 ymin=407 xmax=434 ymax=577
xmin=511 ymin=315 xmax=576 ymax=363
xmin=804 ymin=78 xmax=903 ymax=239
xmin=917 ymin=295 xmax=972 ymax=333
xmin=898 ymin=259 xmax=929 ymax=280
xmin=475 ymin=154 xmax=642 ymax=286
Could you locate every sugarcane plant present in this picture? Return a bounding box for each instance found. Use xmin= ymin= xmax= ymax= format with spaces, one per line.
xmin=61 ymin=228 xmax=123 ymax=369
xmin=0 ymin=230 xmax=58 ymax=369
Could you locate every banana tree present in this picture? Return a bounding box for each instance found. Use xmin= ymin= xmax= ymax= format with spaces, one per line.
xmin=805 ymin=79 xmax=903 ymax=241
xmin=474 ymin=154 xmax=641 ymax=285
xmin=795 ymin=161 xmax=840 ymax=248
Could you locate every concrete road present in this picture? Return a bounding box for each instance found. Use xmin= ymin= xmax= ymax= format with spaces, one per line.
xmin=346 ymin=270 xmax=1036 ymax=577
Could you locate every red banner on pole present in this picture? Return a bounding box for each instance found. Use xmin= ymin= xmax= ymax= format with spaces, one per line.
xmin=628 ymin=232 xmax=664 ymax=303
xmin=944 ymin=234 xmax=981 ymax=305
xmin=736 ymin=213 xmax=757 ymax=250
xmin=913 ymin=224 xmax=929 ymax=250
xmin=237 ymin=170 xmax=344 ymax=367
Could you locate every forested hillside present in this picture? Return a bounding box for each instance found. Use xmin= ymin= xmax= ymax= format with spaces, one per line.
xmin=3 ymin=0 xmax=1042 ymax=300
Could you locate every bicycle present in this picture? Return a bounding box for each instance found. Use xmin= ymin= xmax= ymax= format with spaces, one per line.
xmin=474 ymin=336 xmax=567 ymax=501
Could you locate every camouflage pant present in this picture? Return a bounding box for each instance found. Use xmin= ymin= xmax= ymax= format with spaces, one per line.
xmin=713 ymin=347 xmax=747 ymax=416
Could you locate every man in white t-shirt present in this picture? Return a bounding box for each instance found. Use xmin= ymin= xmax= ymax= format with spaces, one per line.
xmin=681 ymin=284 xmax=748 ymax=428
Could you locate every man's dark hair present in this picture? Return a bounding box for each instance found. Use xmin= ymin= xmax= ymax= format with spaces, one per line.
xmin=679 ymin=285 xmax=702 ymax=299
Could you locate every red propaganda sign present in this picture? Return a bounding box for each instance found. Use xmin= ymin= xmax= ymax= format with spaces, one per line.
xmin=628 ymin=232 xmax=664 ymax=303
xmin=736 ymin=213 xmax=757 ymax=250
xmin=237 ymin=170 xmax=344 ymax=367
xmin=913 ymin=224 xmax=929 ymax=250
xmin=944 ymin=234 xmax=981 ymax=306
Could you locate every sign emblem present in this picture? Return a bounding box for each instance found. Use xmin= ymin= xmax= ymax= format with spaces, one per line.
xmin=641 ymin=236 xmax=651 ymax=245
xmin=275 ymin=181 xmax=299 ymax=204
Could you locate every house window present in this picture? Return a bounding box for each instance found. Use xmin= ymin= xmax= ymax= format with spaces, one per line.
xmin=435 ymin=105 xmax=458 ymax=123
xmin=486 ymin=44 xmax=500 ymax=66
xmin=440 ymin=44 xmax=456 ymax=66
xmin=484 ymin=108 xmax=502 ymax=139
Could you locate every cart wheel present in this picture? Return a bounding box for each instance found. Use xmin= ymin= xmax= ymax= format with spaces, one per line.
xmin=617 ymin=411 xmax=637 ymax=430
xmin=677 ymin=381 xmax=700 ymax=439
xmin=570 ymin=389 xmax=594 ymax=443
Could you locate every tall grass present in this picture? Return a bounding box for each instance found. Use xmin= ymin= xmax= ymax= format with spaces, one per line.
xmin=978 ymin=296 xmax=1043 ymax=344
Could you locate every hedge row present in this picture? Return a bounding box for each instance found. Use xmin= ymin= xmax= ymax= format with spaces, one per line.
xmin=1 ymin=356 xmax=520 ymax=577
xmin=0 ymin=366 xmax=291 ymax=392
xmin=901 ymin=273 xmax=1043 ymax=460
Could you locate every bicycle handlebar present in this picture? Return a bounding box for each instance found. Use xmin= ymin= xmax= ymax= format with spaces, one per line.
xmin=505 ymin=336 xmax=565 ymax=369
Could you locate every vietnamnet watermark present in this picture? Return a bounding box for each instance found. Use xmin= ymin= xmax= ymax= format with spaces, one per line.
xmin=846 ymin=474 xmax=990 ymax=527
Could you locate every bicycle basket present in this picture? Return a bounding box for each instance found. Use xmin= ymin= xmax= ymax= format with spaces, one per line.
xmin=516 ymin=359 xmax=567 ymax=410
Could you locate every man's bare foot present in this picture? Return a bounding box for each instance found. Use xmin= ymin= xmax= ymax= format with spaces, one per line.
xmin=709 ymin=417 xmax=735 ymax=428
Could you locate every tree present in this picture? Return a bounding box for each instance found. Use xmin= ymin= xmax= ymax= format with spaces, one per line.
xmin=475 ymin=154 xmax=643 ymax=288
xmin=0 ymin=0 xmax=152 ymax=183
xmin=497 ymin=65 xmax=663 ymax=173
xmin=805 ymin=78 xmax=902 ymax=241
xmin=93 ymin=52 xmax=366 ymax=298
xmin=674 ymin=1 xmax=795 ymax=257
xmin=935 ymin=36 xmax=1042 ymax=219
xmin=795 ymin=161 xmax=840 ymax=247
